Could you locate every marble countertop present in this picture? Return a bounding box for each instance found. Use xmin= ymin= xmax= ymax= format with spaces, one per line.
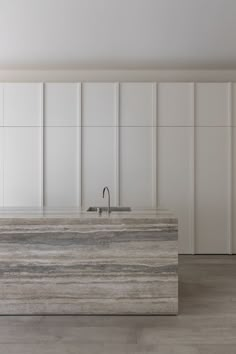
xmin=0 ymin=208 xmax=177 ymax=229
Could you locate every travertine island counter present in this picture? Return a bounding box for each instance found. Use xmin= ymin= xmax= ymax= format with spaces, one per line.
xmin=0 ymin=209 xmax=178 ymax=315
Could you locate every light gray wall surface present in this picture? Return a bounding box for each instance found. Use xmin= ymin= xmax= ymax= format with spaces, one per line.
xmin=0 ymin=0 xmax=236 ymax=70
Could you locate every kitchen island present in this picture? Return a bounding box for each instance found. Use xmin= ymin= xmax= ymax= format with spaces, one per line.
xmin=0 ymin=209 xmax=178 ymax=314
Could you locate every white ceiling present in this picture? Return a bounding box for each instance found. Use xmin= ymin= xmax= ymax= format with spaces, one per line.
xmin=0 ymin=0 xmax=236 ymax=69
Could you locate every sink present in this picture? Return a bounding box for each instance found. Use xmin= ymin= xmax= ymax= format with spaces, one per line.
xmin=87 ymin=206 xmax=131 ymax=212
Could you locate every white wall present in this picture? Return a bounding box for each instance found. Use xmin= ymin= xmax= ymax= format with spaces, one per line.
xmin=0 ymin=79 xmax=235 ymax=255
xmin=1 ymin=0 xmax=236 ymax=70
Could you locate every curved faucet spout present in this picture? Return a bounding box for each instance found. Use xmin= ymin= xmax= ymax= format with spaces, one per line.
xmin=103 ymin=186 xmax=111 ymax=214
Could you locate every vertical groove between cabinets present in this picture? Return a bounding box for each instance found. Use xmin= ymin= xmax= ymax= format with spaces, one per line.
xmin=228 ymin=82 xmax=233 ymax=254
xmin=152 ymin=83 xmax=157 ymax=208
xmin=40 ymin=83 xmax=44 ymax=208
xmin=189 ymin=82 xmax=195 ymax=254
xmin=77 ymin=83 xmax=82 ymax=209
xmin=114 ymin=83 xmax=120 ymax=206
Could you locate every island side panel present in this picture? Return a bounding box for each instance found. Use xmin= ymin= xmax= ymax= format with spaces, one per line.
xmin=0 ymin=223 xmax=178 ymax=314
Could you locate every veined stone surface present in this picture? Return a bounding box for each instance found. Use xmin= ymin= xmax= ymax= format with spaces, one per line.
xmin=0 ymin=210 xmax=178 ymax=314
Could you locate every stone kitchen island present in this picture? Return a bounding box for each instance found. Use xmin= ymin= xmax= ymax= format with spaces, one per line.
xmin=0 ymin=209 xmax=178 ymax=315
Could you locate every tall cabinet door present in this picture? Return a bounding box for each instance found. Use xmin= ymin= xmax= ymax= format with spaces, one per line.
xmin=0 ymin=128 xmax=3 ymax=207
xmin=233 ymin=125 xmax=236 ymax=254
xmin=230 ymin=83 xmax=236 ymax=254
xmin=3 ymin=83 xmax=42 ymax=207
xmin=82 ymin=127 xmax=116 ymax=208
xmin=120 ymin=127 xmax=154 ymax=208
xmin=4 ymin=128 xmax=41 ymax=207
xmin=157 ymin=83 xmax=194 ymax=254
xmin=0 ymin=86 xmax=3 ymax=207
xmin=195 ymin=83 xmax=230 ymax=254
xmin=157 ymin=127 xmax=193 ymax=254
xmin=44 ymin=83 xmax=79 ymax=207
xmin=195 ymin=128 xmax=229 ymax=254
xmin=82 ymin=83 xmax=117 ymax=208
xmin=44 ymin=127 xmax=78 ymax=208
xmin=119 ymin=83 xmax=155 ymax=208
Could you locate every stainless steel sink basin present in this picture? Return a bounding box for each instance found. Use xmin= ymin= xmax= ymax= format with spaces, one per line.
xmin=87 ymin=206 xmax=131 ymax=212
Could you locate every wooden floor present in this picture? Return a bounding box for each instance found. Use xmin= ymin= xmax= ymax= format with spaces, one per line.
xmin=0 ymin=255 xmax=235 ymax=354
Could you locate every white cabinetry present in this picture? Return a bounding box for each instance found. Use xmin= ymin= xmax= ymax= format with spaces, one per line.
xmin=158 ymin=83 xmax=193 ymax=126
xmin=0 ymin=128 xmax=3 ymax=207
xmin=81 ymin=83 xmax=117 ymax=208
xmin=4 ymin=128 xmax=41 ymax=207
xmin=4 ymin=83 xmax=41 ymax=126
xmin=120 ymin=127 xmax=154 ymax=208
xmin=119 ymin=83 xmax=155 ymax=208
xmin=0 ymin=80 xmax=235 ymax=254
xmin=44 ymin=83 xmax=78 ymax=126
xmin=82 ymin=83 xmax=116 ymax=126
xmin=120 ymin=83 xmax=154 ymax=126
xmin=195 ymin=128 xmax=230 ymax=253
xmin=0 ymin=85 xmax=3 ymax=126
xmin=195 ymin=83 xmax=229 ymax=126
xmin=157 ymin=127 xmax=193 ymax=254
xmin=44 ymin=127 xmax=78 ymax=207
xmin=82 ymin=127 xmax=116 ymax=208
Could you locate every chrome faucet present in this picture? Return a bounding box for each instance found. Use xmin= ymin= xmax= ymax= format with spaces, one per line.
xmin=102 ymin=186 xmax=111 ymax=214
